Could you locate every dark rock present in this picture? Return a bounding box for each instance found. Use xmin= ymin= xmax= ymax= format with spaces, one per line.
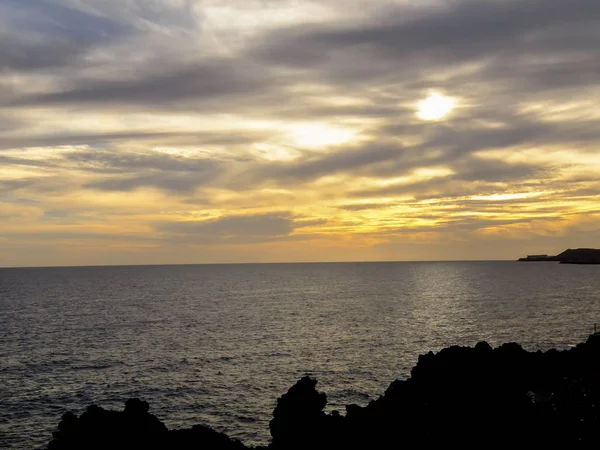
xmin=269 ymin=376 xmax=329 ymax=449
xmin=47 ymin=400 xmax=240 ymax=450
xmin=518 ymin=248 xmax=600 ymax=263
xmin=47 ymin=336 xmax=600 ymax=449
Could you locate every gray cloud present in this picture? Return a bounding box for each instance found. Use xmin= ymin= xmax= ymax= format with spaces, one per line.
xmin=0 ymin=0 xmax=130 ymax=72
xmin=39 ymin=209 xmax=102 ymax=225
xmin=0 ymin=196 xmax=40 ymax=205
xmin=2 ymin=0 xmax=598 ymax=111
xmin=349 ymin=157 xmax=543 ymax=200
xmin=67 ymin=148 xmax=241 ymax=173
xmin=0 ymin=131 xmax=182 ymax=151
xmin=294 ymin=219 xmax=328 ymax=228
xmin=249 ymin=120 xmax=551 ymax=188
xmin=380 ymin=216 xmax=565 ymax=237
xmin=255 ymin=0 xmax=600 ymax=78
xmin=338 ymin=203 xmax=395 ymax=211
xmin=13 ymin=60 xmax=275 ymax=108
xmin=3 ymin=0 xmax=599 ymax=123
xmin=72 ymin=148 xmax=233 ymax=193
xmin=452 ymin=158 xmax=543 ymax=183
xmin=0 ymin=179 xmax=39 ymax=193
xmin=1 ymin=229 xmax=159 ymax=242
xmin=0 ymin=144 xmax=256 ymax=195
xmin=85 ymin=170 xmax=221 ymax=194
xmin=556 ymin=186 xmax=600 ymax=199
xmin=0 ymin=129 xmax=266 ymax=152
xmin=0 ymin=33 xmax=97 ymax=73
xmin=256 ymin=143 xmax=406 ymax=183
xmin=0 ymin=155 xmax=58 ymax=169
xmin=154 ymin=212 xmax=305 ymax=244
xmin=159 ymin=212 xmax=291 ymax=235
xmin=0 ymin=114 xmax=25 ymax=133
xmin=0 ymin=177 xmax=74 ymax=195
xmin=1 ymin=0 xmax=128 ymax=38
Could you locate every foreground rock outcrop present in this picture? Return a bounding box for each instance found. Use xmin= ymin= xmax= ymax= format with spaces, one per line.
xmin=48 ymin=335 xmax=600 ymax=449
xmin=48 ymin=398 xmax=245 ymax=450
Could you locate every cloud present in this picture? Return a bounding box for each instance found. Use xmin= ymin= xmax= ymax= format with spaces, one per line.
xmin=0 ymin=146 xmax=253 ymax=194
xmin=15 ymin=60 xmax=274 ymax=108
xmin=69 ymin=149 xmax=226 ymax=174
xmin=1 ymin=0 xmax=600 ymax=265
xmin=0 ymin=127 xmax=267 ymax=151
xmin=255 ymin=142 xmax=406 ymax=183
xmin=247 ymin=126 xmax=549 ymax=190
xmin=155 ymin=212 xmax=301 ymax=244
xmin=0 ymin=131 xmax=185 ymax=151
xmin=348 ymin=159 xmax=543 ymax=200
xmin=0 ymin=155 xmax=58 ymax=169
xmin=73 ymin=148 xmax=234 ymax=193
xmin=85 ymin=171 xmax=220 ymax=194
xmin=0 ymin=197 xmax=39 ymax=205
xmin=0 ymin=179 xmax=39 ymax=193
xmin=0 ymin=0 xmax=130 ymax=72
xmin=255 ymin=0 xmax=600 ymax=82
xmin=0 ymin=176 xmax=73 ymax=195
xmin=1 ymin=229 xmax=159 ymax=243
xmin=40 ymin=209 xmax=101 ymax=225
xmin=338 ymin=203 xmax=395 ymax=212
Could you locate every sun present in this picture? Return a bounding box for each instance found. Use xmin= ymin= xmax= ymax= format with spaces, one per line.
xmin=417 ymin=93 xmax=454 ymax=121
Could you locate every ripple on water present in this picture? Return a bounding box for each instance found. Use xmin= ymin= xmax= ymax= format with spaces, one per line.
xmin=1 ymin=262 xmax=599 ymax=448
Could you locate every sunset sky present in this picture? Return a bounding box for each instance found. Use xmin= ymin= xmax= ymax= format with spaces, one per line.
xmin=1 ymin=0 xmax=599 ymax=267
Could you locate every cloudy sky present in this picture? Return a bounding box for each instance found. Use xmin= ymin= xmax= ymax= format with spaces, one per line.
xmin=1 ymin=0 xmax=599 ymax=267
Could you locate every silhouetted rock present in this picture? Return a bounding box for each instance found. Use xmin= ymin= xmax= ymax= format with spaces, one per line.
xmin=518 ymin=248 xmax=600 ymax=263
xmin=47 ymin=400 xmax=242 ymax=450
xmin=269 ymin=376 xmax=326 ymax=448
xmin=47 ymin=335 xmax=600 ymax=449
xmin=170 ymin=425 xmax=247 ymax=450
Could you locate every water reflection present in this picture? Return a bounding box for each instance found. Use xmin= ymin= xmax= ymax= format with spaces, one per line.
xmin=1 ymin=262 xmax=599 ymax=448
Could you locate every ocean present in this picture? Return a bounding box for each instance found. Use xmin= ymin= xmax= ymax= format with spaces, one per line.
xmin=1 ymin=261 xmax=599 ymax=448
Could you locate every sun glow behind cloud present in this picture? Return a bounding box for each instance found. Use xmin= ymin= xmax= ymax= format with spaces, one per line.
xmin=287 ymin=123 xmax=356 ymax=148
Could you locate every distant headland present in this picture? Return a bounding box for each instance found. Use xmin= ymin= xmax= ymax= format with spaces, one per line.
xmin=518 ymin=248 xmax=600 ymax=264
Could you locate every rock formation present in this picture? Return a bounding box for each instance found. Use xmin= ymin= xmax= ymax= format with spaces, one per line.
xmin=518 ymin=248 xmax=600 ymax=263
xmin=47 ymin=334 xmax=600 ymax=449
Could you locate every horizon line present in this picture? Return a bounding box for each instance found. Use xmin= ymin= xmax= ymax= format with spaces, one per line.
xmin=1 ymin=259 xmax=518 ymax=269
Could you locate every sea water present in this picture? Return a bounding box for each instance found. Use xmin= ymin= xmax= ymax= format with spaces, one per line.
xmin=1 ymin=261 xmax=599 ymax=448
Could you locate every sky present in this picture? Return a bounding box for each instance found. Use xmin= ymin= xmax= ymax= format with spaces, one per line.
xmin=1 ymin=0 xmax=599 ymax=267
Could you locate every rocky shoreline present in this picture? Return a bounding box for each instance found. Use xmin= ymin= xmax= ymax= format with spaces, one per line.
xmin=47 ymin=334 xmax=600 ymax=449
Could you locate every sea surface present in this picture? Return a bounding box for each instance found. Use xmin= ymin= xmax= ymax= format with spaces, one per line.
xmin=1 ymin=261 xmax=599 ymax=448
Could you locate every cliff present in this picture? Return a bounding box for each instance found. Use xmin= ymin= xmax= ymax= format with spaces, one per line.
xmin=47 ymin=335 xmax=600 ymax=449
xmin=518 ymin=248 xmax=600 ymax=264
